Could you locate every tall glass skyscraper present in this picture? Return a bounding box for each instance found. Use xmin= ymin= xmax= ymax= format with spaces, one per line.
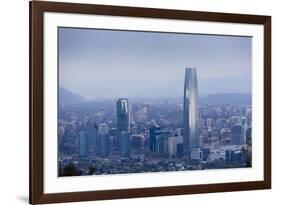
xmin=183 ymin=67 xmax=199 ymax=151
xmin=116 ymin=98 xmax=130 ymax=134
xmin=117 ymin=98 xmax=130 ymax=156
xmin=149 ymin=122 xmax=160 ymax=152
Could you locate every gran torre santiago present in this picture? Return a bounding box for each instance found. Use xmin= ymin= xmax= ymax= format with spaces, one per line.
xmin=183 ymin=68 xmax=199 ymax=152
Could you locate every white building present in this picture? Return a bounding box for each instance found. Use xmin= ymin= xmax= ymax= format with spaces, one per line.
xmin=190 ymin=148 xmax=203 ymax=160
xmin=167 ymin=136 xmax=183 ymax=157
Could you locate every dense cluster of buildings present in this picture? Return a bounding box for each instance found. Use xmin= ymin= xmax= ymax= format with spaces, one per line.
xmin=58 ymin=68 xmax=252 ymax=176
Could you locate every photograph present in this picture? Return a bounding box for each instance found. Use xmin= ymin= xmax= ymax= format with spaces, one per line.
xmin=28 ymin=1 xmax=272 ymax=204
xmin=57 ymin=27 xmax=253 ymax=177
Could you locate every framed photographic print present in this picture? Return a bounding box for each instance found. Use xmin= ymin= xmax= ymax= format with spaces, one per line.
xmin=29 ymin=0 xmax=271 ymax=204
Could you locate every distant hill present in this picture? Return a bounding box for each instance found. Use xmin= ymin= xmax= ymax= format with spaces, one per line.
xmin=59 ymin=87 xmax=84 ymax=104
xmin=200 ymin=93 xmax=251 ymax=105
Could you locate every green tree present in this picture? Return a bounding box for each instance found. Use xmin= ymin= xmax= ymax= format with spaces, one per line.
xmin=61 ymin=163 xmax=79 ymax=176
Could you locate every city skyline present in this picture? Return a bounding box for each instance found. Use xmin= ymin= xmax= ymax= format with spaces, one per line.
xmin=59 ymin=95 xmax=252 ymax=176
xmin=59 ymin=27 xmax=252 ymax=98
xmin=58 ymin=28 xmax=252 ymax=176
xmin=59 ymin=65 xmax=252 ymax=176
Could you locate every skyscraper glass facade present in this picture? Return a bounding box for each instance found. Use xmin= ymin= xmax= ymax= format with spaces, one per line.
xmin=116 ymin=99 xmax=130 ymax=134
xmin=183 ymin=68 xmax=199 ymax=151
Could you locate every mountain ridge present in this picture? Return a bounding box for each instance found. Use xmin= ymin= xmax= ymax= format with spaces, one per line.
xmin=59 ymin=87 xmax=85 ymax=104
xmin=200 ymin=93 xmax=251 ymax=105
xmin=59 ymin=87 xmax=251 ymax=105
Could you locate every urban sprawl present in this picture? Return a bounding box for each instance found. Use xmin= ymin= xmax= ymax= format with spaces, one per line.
xmin=58 ymin=68 xmax=252 ymax=176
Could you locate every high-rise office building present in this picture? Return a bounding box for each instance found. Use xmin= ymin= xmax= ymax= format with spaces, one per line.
xmin=78 ymin=131 xmax=89 ymax=157
xmin=98 ymin=123 xmax=110 ymax=157
xmin=86 ymin=120 xmax=98 ymax=153
xmin=155 ymin=129 xmax=171 ymax=154
xmin=241 ymin=116 xmax=248 ymax=144
xmin=116 ymin=98 xmax=130 ymax=134
xmin=167 ymin=135 xmax=183 ymax=157
xmin=119 ymin=131 xmax=130 ymax=157
xmin=149 ymin=122 xmax=160 ymax=152
xmin=183 ymin=67 xmax=199 ymax=151
xmin=246 ymin=127 xmax=252 ymax=145
xmin=230 ymin=125 xmax=243 ymax=145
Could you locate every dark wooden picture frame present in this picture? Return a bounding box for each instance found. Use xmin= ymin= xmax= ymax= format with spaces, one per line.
xmin=30 ymin=1 xmax=271 ymax=204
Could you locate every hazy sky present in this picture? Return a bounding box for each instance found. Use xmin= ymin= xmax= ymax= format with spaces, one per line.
xmin=59 ymin=27 xmax=252 ymax=98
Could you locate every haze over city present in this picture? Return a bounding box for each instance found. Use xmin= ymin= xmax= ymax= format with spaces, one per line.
xmin=59 ymin=27 xmax=252 ymax=99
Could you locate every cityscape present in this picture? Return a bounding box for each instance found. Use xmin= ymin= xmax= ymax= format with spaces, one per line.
xmin=58 ymin=67 xmax=252 ymax=176
xmin=58 ymin=28 xmax=252 ymax=176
